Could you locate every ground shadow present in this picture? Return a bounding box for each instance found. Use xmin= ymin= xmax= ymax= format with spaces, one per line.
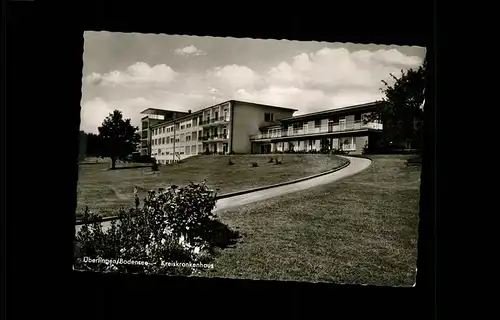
xmin=200 ymin=219 xmax=242 ymax=251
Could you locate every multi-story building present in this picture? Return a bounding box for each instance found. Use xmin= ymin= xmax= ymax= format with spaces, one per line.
xmin=140 ymin=100 xmax=384 ymax=163
xmin=250 ymin=101 xmax=384 ymax=154
xmin=139 ymin=108 xmax=190 ymax=156
xmin=141 ymin=100 xmax=297 ymax=164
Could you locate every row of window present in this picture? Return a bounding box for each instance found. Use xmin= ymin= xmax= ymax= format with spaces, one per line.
xmin=152 ymin=131 xmax=206 ymax=146
xmin=152 ymin=144 xmax=203 ymax=157
xmin=150 ymin=109 xmax=230 ymax=137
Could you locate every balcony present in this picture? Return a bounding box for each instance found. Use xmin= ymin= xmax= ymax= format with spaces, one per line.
xmin=250 ymin=120 xmax=382 ymax=140
xmin=201 ymin=134 xmax=229 ymax=142
xmin=201 ymin=117 xmax=230 ymax=127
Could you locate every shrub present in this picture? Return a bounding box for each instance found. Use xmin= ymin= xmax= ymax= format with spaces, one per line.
xmin=151 ymin=161 xmax=160 ymax=171
xmin=332 ymin=148 xmax=348 ymax=155
xmin=275 ymin=157 xmax=282 ymax=165
xmin=74 ymin=183 xmax=240 ymax=275
xmin=228 ymin=159 xmax=234 ymax=165
xmin=362 ymin=141 xmax=370 ymax=155
xmin=251 ymin=162 xmax=259 ymax=167
xmin=268 ymin=157 xmax=274 ymax=163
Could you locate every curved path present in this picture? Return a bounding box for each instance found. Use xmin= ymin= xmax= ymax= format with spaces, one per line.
xmin=75 ymin=156 xmax=371 ymax=234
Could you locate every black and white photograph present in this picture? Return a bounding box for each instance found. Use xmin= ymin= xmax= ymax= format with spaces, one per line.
xmin=74 ymin=31 xmax=425 ymax=286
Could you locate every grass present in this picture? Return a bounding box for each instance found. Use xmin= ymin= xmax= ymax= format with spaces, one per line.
xmin=199 ymin=155 xmax=421 ymax=286
xmin=76 ymin=154 xmax=348 ymax=217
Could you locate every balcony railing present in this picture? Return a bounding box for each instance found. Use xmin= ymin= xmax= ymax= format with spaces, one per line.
xmin=201 ymin=134 xmax=229 ymax=141
xmin=250 ymin=120 xmax=382 ymax=140
xmin=201 ymin=117 xmax=230 ymax=126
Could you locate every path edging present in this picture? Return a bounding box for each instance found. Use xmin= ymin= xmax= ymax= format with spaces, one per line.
xmin=215 ymin=158 xmax=351 ymax=199
xmin=76 ymin=157 xmax=351 ymax=225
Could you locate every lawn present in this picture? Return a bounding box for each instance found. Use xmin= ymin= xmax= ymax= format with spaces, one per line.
xmin=76 ymin=154 xmax=348 ymax=217
xmin=199 ymin=155 xmax=421 ymax=286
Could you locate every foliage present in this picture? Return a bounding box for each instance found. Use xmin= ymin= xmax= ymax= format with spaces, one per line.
xmin=228 ymin=158 xmax=234 ymax=165
xmin=269 ymin=157 xmax=275 ymax=163
xmin=129 ymin=153 xmax=155 ymax=164
xmin=364 ymin=59 xmax=426 ymax=150
xmin=151 ymin=161 xmax=160 ymax=171
xmin=331 ymin=148 xmax=348 ymax=155
xmin=75 ymin=182 xmax=240 ymax=275
xmin=79 ymin=131 xmax=105 ymax=160
xmin=320 ymin=137 xmax=332 ymax=154
xmin=251 ymin=162 xmax=259 ymax=167
xmin=97 ymin=110 xmax=141 ymax=169
xmin=362 ymin=141 xmax=370 ymax=155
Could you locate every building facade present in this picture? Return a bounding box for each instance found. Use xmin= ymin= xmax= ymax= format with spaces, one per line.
xmin=139 ymin=109 xmax=190 ymax=156
xmin=139 ymin=100 xmax=384 ymax=164
xmin=142 ymin=100 xmax=297 ymax=164
xmin=250 ymin=101 xmax=384 ymax=154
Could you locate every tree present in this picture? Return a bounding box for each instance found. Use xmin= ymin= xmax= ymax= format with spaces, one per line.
xmin=365 ymin=58 xmax=426 ymax=150
xmin=97 ymin=110 xmax=140 ymax=169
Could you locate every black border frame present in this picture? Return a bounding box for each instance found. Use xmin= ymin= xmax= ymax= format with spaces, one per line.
xmin=5 ymin=1 xmax=439 ymax=318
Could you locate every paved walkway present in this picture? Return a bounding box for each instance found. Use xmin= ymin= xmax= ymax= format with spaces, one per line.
xmin=75 ymin=156 xmax=371 ymax=234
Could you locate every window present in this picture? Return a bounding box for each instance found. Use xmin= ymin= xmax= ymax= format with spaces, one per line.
xmin=167 ymin=127 xmax=170 ymax=133
xmin=265 ymin=113 xmax=274 ymax=122
xmin=180 ymin=133 xmax=185 ymax=142
xmin=162 ymin=137 xmax=165 ymax=144
xmin=192 ymin=132 xmax=197 ymax=140
xmin=186 ymin=136 xmax=191 ymax=142
xmin=176 ymin=138 xmax=180 ymax=143
xmin=154 ymin=139 xmax=158 ymax=145
xmin=185 ymin=147 xmax=190 ymax=155
xmin=158 ymin=149 xmax=161 ymax=154
xmin=315 ymin=120 xmax=321 ymax=128
xmin=175 ymin=123 xmax=180 ymax=130
xmin=181 ymin=125 xmax=185 ymax=130
xmin=186 ymin=123 xmax=191 ymax=128
xmin=166 ymin=137 xmax=170 ymax=144
xmin=191 ymin=145 xmax=196 ymax=154
xmin=162 ymin=127 xmax=165 ymax=134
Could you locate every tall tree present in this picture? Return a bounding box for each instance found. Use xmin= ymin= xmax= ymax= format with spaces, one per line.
xmin=366 ymin=59 xmax=426 ymax=149
xmin=97 ymin=110 xmax=140 ymax=169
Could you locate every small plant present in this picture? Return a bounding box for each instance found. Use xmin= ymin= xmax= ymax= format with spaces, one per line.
xmin=275 ymin=157 xmax=282 ymax=165
xmin=151 ymin=161 xmax=160 ymax=171
xmin=362 ymin=140 xmax=370 ymax=155
xmin=75 ymin=183 xmax=240 ymax=276
xmin=268 ymin=157 xmax=275 ymax=163
xmin=228 ymin=158 xmax=234 ymax=165
xmin=251 ymin=162 xmax=259 ymax=167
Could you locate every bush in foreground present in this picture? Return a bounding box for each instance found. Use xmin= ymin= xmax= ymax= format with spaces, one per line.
xmin=74 ymin=182 xmax=240 ymax=275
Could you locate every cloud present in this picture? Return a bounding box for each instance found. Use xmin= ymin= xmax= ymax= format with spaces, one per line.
xmin=80 ymin=45 xmax=425 ymax=133
xmin=84 ymin=62 xmax=177 ymax=87
xmin=205 ymin=64 xmax=260 ymax=91
xmin=174 ymin=45 xmax=206 ymax=56
xmin=212 ymin=47 xmax=423 ymax=113
xmin=264 ymin=47 xmax=423 ymax=92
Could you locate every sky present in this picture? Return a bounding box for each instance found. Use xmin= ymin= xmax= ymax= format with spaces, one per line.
xmin=81 ymin=31 xmax=426 ymax=133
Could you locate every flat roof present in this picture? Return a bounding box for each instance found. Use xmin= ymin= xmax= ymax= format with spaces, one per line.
xmin=147 ymin=99 xmax=298 ymax=129
xmin=229 ymin=100 xmax=298 ymax=112
xmin=140 ymin=108 xmax=188 ymax=115
xmin=278 ymin=101 xmax=383 ymax=122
